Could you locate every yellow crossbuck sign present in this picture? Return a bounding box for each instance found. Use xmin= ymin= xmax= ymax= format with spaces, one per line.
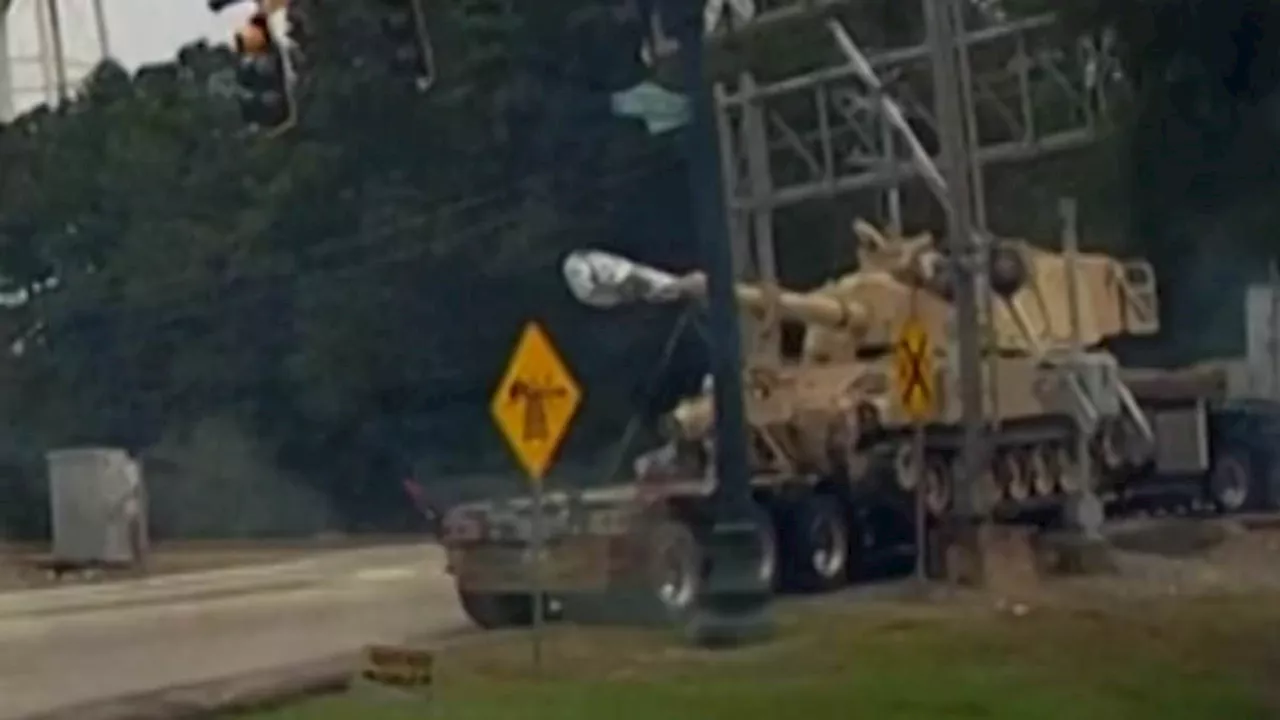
xmin=893 ymin=317 xmax=935 ymax=421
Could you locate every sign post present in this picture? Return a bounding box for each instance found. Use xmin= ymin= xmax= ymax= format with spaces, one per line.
xmin=893 ymin=305 xmax=935 ymax=581
xmin=491 ymin=321 xmax=582 ymax=672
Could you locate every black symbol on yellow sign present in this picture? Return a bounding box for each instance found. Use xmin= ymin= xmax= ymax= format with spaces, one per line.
xmin=508 ymin=377 xmax=568 ymax=443
xmin=492 ymin=322 xmax=582 ymax=482
xmin=894 ymin=319 xmax=935 ymax=420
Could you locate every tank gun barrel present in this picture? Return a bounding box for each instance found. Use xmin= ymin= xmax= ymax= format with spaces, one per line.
xmin=563 ymin=250 xmax=866 ymax=329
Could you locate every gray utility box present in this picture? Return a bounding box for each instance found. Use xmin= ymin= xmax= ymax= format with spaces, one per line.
xmin=1242 ymin=282 xmax=1280 ymax=400
xmin=47 ymin=447 xmax=148 ymax=566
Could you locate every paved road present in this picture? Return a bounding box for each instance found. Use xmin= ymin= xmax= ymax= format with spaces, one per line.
xmin=0 ymin=544 xmax=469 ymax=719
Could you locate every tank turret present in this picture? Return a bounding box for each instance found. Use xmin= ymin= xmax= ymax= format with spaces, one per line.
xmin=564 ymin=219 xmax=1162 ymax=518
xmin=565 ymin=218 xmax=1158 ymax=368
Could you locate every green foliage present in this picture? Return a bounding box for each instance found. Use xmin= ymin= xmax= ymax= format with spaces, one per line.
xmin=255 ymin=598 xmax=1280 ymax=720
xmin=0 ymin=3 xmax=693 ymax=536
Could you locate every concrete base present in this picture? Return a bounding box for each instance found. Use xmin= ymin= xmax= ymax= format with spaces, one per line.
xmin=930 ymin=522 xmax=1040 ymax=600
xmin=1036 ymin=531 xmax=1117 ymax=575
xmin=928 ymin=521 xmax=1124 ymax=603
xmin=683 ymin=607 xmax=776 ymax=649
xmin=683 ymin=520 xmax=776 ymax=649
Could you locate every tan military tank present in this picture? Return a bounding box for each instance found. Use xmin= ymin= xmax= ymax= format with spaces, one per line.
xmin=564 ymin=219 xmax=1161 ymax=518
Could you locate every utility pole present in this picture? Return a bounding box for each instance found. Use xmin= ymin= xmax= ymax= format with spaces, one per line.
xmin=925 ymin=0 xmax=985 ymax=516
xmin=0 ymin=5 xmax=13 ymax=121
xmin=91 ymin=0 xmax=110 ymax=59
xmin=34 ymin=0 xmax=67 ymax=105
xmin=660 ymin=0 xmax=772 ymax=647
xmin=43 ymin=0 xmax=68 ymax=102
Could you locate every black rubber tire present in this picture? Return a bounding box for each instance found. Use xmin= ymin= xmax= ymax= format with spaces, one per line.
xmin=1262 ymin=454 xmax=1280 ymax=511
xmin=457 ymin=589 xmax=534 ymax=630
xmin=778 ymin=493 xmax=851 ymax=593
xmin=1205 ymin=448 xmax=1255 ymax=515
xmin=644 ymin=514 xmax=705 ymax=623
xmin=748 ymin=502 xmax=781 ymax=593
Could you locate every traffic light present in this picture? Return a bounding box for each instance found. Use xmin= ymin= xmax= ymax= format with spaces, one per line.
xmin=233 ymin=10 xmax=297 ymax=134
xmin=376 ymin=0 xmax=436 ymax=90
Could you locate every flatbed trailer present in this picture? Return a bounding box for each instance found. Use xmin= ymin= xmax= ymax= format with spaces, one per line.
xmin=1117 ymin=365 xmax=1280 ymax=513
xmin=441 ymin=380 xmax=1280 ymax=629
xmin=443 ymin=270 xmax=1280 ymax=630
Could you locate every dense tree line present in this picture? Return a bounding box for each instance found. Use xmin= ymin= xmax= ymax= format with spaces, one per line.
xmin=0 ymin=0 xmax=1274 ymax=537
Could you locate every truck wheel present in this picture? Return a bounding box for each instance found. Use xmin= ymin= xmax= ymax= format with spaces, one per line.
xmin=1263 ymin=456 xmax=1280 ymax=511
xmin=779 ymin=494 xmax=850 ymax=593
xmin=1205 ymin=449 xmax=1253 ymax=514
xmin=457 ymin=589 xmax=534 ymax=629
xmin=749 ymin=503 xmax=780 ymax=592
xmin=646 ymin=515 xmax=704 ymax=621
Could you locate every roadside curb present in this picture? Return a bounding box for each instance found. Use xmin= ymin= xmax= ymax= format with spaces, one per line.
xmin=10 ymin=626 xmax=481 ymax=720
xmin=14 ymin=656 xmax=355 ymax=720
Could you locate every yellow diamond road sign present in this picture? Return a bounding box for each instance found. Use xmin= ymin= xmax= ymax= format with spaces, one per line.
xmin=491 ymin=321 xmax=582 ymax=482
xmin=893 ymin=316 xmax=935 ymax=421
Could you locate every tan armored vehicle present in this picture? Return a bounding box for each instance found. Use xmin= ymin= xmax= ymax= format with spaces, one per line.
xmin=565 ymin=219 xmax=1161 ymax=519
xmin=441 ymin=220 xmax=1280 ymax=631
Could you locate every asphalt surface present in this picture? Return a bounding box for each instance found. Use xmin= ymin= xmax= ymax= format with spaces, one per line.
xmin=0 ymin=543 xmax=468 ymax=719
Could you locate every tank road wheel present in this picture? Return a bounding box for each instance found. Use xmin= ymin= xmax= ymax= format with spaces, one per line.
xmin=1205 ymin=450 xmax=1253 ymax=514
xmin=1029 ymin=446 xmax=1056 ymax=497
xmin=779 ymin=494 xmax=850 ymax=593
xmin=922 ymin=456 xmax=952 ymax=517
xmin=1049 ymin=444 xmax=1080 ymax=494
xmin=1001 ymin=449 xmax=1031 ymax=503
xmin=646 ymin=515 xmax=704 ymax=621
xmin=457 ymin=590 xmax=534 ymax=630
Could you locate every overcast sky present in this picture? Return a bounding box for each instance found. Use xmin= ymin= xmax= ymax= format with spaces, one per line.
xmin=7 ymin=0 xmax=247 ymax=110
xmin=102 ymin=0 xmax=247 ymax=68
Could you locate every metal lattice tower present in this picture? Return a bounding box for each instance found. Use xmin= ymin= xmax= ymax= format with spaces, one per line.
xmin=649 ymin=0 xmax=1124 ymax=276
xmin=649 ymin=0 xmax=1125 ymax=521
xmin=712 ymin=10 xmax=1121 ymax=223
xmin=0 ymin=0 xmax=110 ymax=120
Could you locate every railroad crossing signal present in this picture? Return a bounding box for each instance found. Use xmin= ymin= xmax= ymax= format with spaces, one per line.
xmin=894 ymin=317 xmax=935 ymax=420
xmin=491 ymin=322 xmax=582 ymax=482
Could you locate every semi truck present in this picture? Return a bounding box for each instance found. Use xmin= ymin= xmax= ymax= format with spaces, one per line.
xmin=440 ymin=226 xmax=1280 ymax=629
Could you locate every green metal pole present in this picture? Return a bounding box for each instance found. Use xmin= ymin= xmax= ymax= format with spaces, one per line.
xmin=660 ymin=0 xmax=772 ymax=647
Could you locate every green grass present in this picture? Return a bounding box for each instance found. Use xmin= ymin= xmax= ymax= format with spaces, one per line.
xmin=247 ymin=595 xmax=1280 ymax=720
